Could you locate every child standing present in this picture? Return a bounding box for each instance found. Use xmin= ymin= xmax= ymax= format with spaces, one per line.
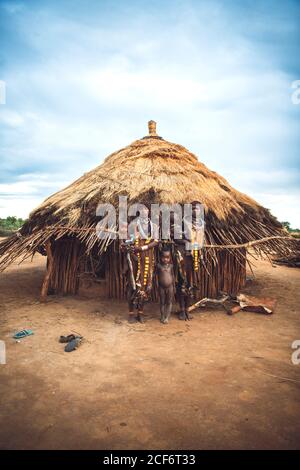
xmin=156 ymin=247 xmax=175 ymax=324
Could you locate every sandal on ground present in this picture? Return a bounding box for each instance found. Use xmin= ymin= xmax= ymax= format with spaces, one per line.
xmin=64 ymin=337 xmax=82 ymax=352
xmin=59 ymin=334 xmax=77 ymax=343
xmin=13 ymin=329 xmax=34 ymax=339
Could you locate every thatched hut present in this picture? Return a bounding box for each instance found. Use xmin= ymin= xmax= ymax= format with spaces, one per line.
xmin=0 ymin=121 xmax=297 ymax=301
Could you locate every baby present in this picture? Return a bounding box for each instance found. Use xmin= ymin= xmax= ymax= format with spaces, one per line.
xmin=156 ymin=247 xmax=175 ymax=324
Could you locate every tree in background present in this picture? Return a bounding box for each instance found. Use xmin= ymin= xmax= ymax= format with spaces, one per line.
xmin=281 ymin=221 xmax=291 ymax=232
xmin=0 ymin=216 xmax=25 ymax=235
xmin=281 ymin=221 xmax=300 ymax=237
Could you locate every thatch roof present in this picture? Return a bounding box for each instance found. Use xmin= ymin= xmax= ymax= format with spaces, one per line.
xmin=0 ymin=121 xmax=298 ymax=270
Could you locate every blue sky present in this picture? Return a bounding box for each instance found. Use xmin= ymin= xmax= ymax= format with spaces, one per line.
xmin=0 ymin=0 xmax=299 ymax=226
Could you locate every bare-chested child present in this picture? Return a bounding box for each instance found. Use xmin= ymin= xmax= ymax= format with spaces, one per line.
xmin=156 ymin=247 xmax=175 ymax=324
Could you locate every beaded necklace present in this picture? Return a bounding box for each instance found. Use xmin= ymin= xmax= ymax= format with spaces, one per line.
xmin=135 ymin=237 xmax=151 ymax=287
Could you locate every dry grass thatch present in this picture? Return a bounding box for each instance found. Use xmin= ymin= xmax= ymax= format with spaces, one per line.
xmin=0 ymin=122 xmax=298 ymax=272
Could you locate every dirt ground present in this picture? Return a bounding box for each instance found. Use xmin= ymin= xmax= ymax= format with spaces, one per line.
xmin=0 ymin=247 xmax=300 ymax=450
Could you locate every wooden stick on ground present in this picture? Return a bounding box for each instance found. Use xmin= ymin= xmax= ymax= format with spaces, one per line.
xmin=205 ymin=235 xmax=293 ymax=250
xmin=40 ymin=240 xmax=53 ymax=302
xmin=180 ymin=294 xmax=230 ymax=314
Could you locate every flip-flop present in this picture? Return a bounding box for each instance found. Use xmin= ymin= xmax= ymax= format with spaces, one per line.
xmin=64 ymin=337 xmax=82 ymax=352
xmin=13 ymin=329 xmax=34 ymax=339
xmin=59 ymin=334 xmax=77 ymax=343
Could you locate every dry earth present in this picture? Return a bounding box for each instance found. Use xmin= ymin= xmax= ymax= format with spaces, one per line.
xmin=0 ymin=247 xmax=300 ymax=449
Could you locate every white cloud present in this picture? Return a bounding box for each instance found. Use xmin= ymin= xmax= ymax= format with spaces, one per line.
xmin=251 ymin=191 xmax=300 ymax=228
xmin=0 ymin=0 xmax=299 ymax=226
xmin=0 ymin=177 xmax=67 ymax=195
xmin=0 ymin=110 xmax=25 ymax=127
xmin=0 ymin=196 xmax=42 ymax=219
xmin=0 ymin=173 xmax=70 ymax=218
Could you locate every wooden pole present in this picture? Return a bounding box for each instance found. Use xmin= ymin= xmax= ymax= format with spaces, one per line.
xmin=40 ymin=240 xmax=53 ymax=302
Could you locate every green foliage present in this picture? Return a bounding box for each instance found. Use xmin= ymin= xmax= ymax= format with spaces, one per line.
xmin=281 ymin=221 xmax=291 ymax=231
xmin=280 ymin=221 xmax=300 ymax=237
xmin=0 ymin=216 xmax=26 ymax=236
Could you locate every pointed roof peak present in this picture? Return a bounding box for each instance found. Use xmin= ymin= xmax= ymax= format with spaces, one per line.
xmin=142 ymin=120 xmax=163 ymax=140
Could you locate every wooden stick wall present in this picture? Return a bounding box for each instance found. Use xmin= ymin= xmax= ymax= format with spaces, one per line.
xmin=41 ymin=238 xmax=246 ymax=300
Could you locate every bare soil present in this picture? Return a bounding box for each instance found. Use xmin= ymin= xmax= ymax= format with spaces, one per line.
xmin=0 ymin=249 xmax=300 ymax=450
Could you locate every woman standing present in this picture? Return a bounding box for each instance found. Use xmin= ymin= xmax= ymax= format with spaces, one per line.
xmin=122 ymin=206 xmax=159 ymax=323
